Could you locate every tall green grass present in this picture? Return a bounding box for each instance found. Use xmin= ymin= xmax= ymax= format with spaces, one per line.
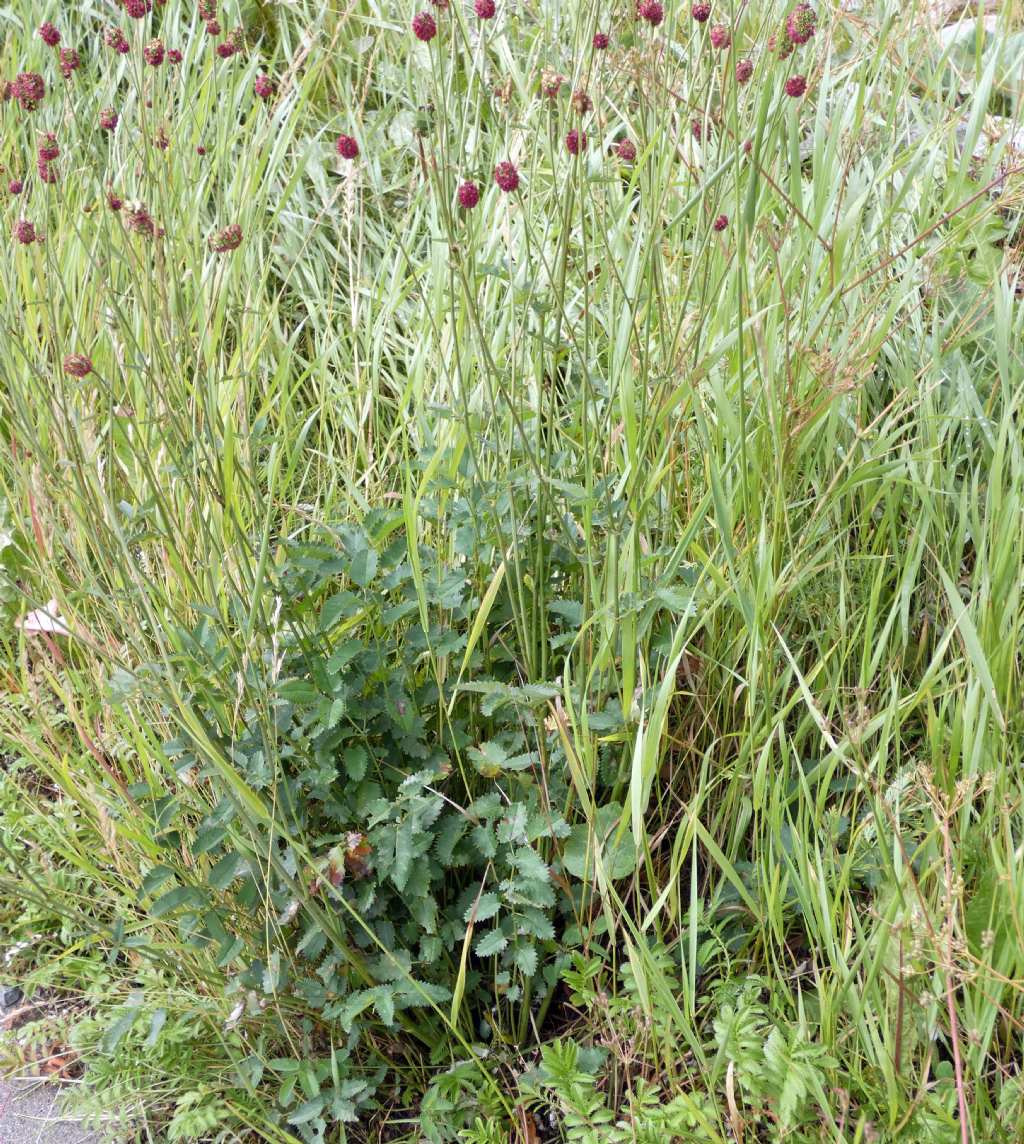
xmin=2 ymin=0 xmax=1024 ymax=1138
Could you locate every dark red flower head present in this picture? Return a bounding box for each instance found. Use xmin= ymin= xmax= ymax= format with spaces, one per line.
xmin=38 ymin=135 xmax=59 ymax=162
xmin=63 ymin=354 xmax=93 ymax=378
xmin=209 ymin=223 xmax=243 ymax=252
xmin=104 ymin=27 xmax=130 ymax=53
xmin=8 ymin=179 xmax=23 ymax=194
xmin=254 ymin=74 xmax=273 ymax=99
xmin=59 ymin=48 xmax=81 ymax=79
xmin=144 ymin=39 xmax=165 ymax=65
xmin=336 ymin=134 xmax=359 ymax=159
xmin=540 ymin=70 xmax=564 ymax=99
xmin=493 ymin=160 xmax=519 ymax=192
xmin=205 ymin=18 xmax=221 ymax=35
xmin=638 ymin=0 xmax=663 ymax=26
xmin=769 ymin=30 xmax=794 ymax=59
xmin=709 ymin=23 xmax=730 ymax=48
xmin=735 ymin=58 xmax=753 ymax=83
xmin=593 ymin=31 xmax=609 ymax=49
xmin=571 ymin=88 xmax=592 ymax=115
xmin=13 ymin=73 xmax=46 ymax=111
xmin=474 ymin=0 xmax=495 ymax=16
xmin=457 ymin=180 xmax=480 ymax=209
xmin=691 ymin=2 xmax=711 ymax=21
xmin=784 ymin=73 xmax=807 ymax=98
xmin=712 ymin=213 xmax=728 ymax=231
xmin=107 ymin=190 xmax=123 ymax=210
xmin=13 ymin=219 xmax=36 ymax=245
xmin=126 ymin=205 xmax=156 ymax=235
xmin=199 ymin=0 xmax=217 ymax=18
xmin=37 ymin=159 xmax=58 ymax=184
xmin=786 ymin=3 xmax=816 ymax=45
xmin=38 ymin=22 xmax=61 ymax=47
xmin=616 ymin=138 xmax=636 ymax=161
xmin=124 ymin=0 xmax=151 ymax=17
xmin=412 ymin=11 xmax=437 ymax=40
xmin=196 ymin=145 xmax=207 ymax=154
xmin=565 ymin=129 xmax=587 ymax=155
xmin=168 ymin=48 xmax=183 ymax=63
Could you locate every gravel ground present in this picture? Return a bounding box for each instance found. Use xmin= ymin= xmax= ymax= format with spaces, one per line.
xmin=0 ymin=1080 xmax=99 ymax=1144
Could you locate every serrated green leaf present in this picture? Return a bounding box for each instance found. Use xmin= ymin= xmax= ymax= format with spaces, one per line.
xmin=475 ymin=928 xmax=508 ymax=957
xmin=465 ymin=892 xmax=501 ymax=924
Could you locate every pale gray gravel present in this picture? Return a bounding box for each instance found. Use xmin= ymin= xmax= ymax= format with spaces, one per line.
xmin=0 ymin=1080 xmax=99 ymax=1144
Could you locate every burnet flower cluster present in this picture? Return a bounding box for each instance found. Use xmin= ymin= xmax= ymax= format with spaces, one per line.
xmin=4 ymin=0 xmax=819 ymax=375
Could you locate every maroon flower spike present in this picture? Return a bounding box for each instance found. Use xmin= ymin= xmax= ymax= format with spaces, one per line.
xmin=735 ymin=58 xmax=753 ymax=83
xmin=99 ymin=107 xmax=119 ymax=131
xmin=615 ymin=138 xmax=636 ymax=161
xmin=457 ymin=180 xmax=480 ymax=209
xmin=493 ymin=160 xmax=519 ymax=192
xmin=571 ymin=88 xmax=592 ymax=115
xmin=474 ymin=0 xmax=495 ymax=17
xmin=254 ymin=74 xmax=273 ymax=99
xmin=770 ymin=30 xmax=794 ymax=59
xmin=785 ymin=74 xmax=807 ymax=97
xmin=691 ymin=2 xmax=711 ymax=21
xmin=126 ymin=205 xmax=156 ymax=235
xmin=691 ymin=118 xmax=705 ymax=141
xmin=14 ymin=73 xmax=46 ymax=111
xmin=205 ymin=18 xmax=221 ymax=35
xmin=209 ymin=223 xmax=243 ymax=252
xmin=124 ymin=0 xmax=151 ymax=17
xmin=565 ymin=129 xmax=587 ymax=155
xmin=8 ymin=179 xmax=23 ymax=194
xmin=144 ymin=39 xmax=165 ymax=66
xmin=13 ymin=219 xmax=37 ymax=245
xmin=431 ymin=0 xmax=450 ymax=9
xmin=712 ymin=213 xmax=728 ymax=231
xmin=107 ymin=191 xmax=124 ymax=211
xmin=412 ymin=11 xmax=437 ymax=40
xmin=62 ymin=354 xmax=93 ymax=378
xmin=593 ymin=31 xmax=609 ymax=49
xmin=38 ymin=22 xmax=61 ymax=47
xmin=709 ymin=24 xmax=730 ymax=48
xmin=59 ymin=48 xmax=81 ymax=79
xmin=38 ymin=135 xmax=59 ymax=163
xmin=336 ymin=134 xmax=359 ymax=159
xmin=540 ymin=71 xmax=564 ymax=99
xmin=104 ymin=27 xmax=130 ymax=54
xmin=786 ymin=3 xmax=816 ymax=45
xmin=215 ymin=40 xmax=237 ymax=57
xmin=199 ymin=0 xmax=216 ymax=18
xmin=196 ymin=145 xmax=207 ymax=154
xmin=37 ymin=160 xmax=58 ymax=184
xmin=168 ymin=48 xmax=183 ymax=64
xmin=155 ymin=127 xmax=170 ymax=150
xmin=638 ymin=0 xmax=664 ymax=26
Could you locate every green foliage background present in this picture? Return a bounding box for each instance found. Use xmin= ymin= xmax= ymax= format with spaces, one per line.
xmin=2 ymin=0 xmax=1024 ymax=1139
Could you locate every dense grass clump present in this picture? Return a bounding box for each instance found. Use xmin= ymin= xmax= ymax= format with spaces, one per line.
xmin=2 ymin=0 xmax=1024 ymax=1140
